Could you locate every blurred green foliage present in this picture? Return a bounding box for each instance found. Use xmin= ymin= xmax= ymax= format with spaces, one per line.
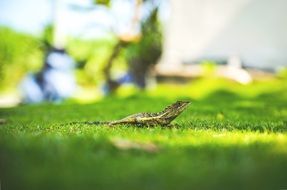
xmin=0 ymin=27 xmax=43 ymax=91
xmin=41 ymin=24 xmax=54 ymax=51
xmin=94 ymin=0 xmax=110 ymax=6
xmin=69 ymin=37 xmax=127 ymax=87
xmin=0 ymin=26 xmax=125 ymax=91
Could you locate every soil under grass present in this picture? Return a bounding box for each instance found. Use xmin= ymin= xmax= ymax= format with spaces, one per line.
xmin=1 ymin=79 xmax=287 ymax=190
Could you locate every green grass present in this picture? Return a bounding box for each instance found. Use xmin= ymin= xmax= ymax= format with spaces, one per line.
xmin=1 ymin=79 xmax=287 ymax=190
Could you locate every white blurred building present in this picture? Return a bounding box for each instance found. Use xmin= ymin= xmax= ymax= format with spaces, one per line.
xmin=157 ymin=0 xmax=287 ymax=76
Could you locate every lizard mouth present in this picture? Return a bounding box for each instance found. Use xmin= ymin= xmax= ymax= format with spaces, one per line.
xmin=176 ymin=101 xmax=191 ymax=109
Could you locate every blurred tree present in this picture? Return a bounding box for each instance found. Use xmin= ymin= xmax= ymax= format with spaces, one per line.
xmin=69 ymin=0 xmax=163 ymax=92
xmin=126 ymin=6 xmax=162 ymax=88
xmin=103 ymin=0 xmax=162 ymax=92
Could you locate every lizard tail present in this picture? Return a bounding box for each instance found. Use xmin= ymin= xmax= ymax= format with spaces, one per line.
xmin=67 ymin=121 xmax=112 ymax=126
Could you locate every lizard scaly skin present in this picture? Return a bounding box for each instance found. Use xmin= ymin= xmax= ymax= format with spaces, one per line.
xmin=70 ymin=101 xmax=190 ymax=127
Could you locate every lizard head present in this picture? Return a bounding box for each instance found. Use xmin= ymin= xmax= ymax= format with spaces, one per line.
xmin=161 ymin=100 xmax=191 ymax=122
xmin=170 ymin=100 xmax=191 ymax=113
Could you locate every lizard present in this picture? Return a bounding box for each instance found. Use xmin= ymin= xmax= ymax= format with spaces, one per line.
xmin=69 ymin=100 xmax=190 ymax=127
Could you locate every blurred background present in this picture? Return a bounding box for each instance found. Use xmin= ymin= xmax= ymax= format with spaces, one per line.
xmin=0 ymin=0 xmax=287 ymax=107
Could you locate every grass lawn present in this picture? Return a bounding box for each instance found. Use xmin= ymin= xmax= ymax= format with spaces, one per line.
xmin=1 ymin=79 xmax=287 ymax=190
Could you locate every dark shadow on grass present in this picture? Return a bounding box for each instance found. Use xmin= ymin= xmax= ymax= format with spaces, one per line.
xmin=1 ymin=135 xmax=287 ymax=190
